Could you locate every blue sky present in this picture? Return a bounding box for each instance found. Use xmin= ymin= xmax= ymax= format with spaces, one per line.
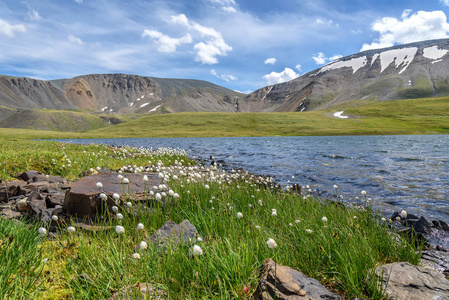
xmin=2 ymin=0 xmax=449 ymax=93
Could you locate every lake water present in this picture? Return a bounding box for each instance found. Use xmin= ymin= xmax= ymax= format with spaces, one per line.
xmin=56 ymin=135 xmax=449 ymax=224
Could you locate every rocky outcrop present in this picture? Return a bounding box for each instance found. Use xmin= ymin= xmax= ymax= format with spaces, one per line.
xmin=375 ymin=262 xmax=449 ymax=300
xmin=147 ymin=219 xmax=198 ymax=249
xmin=255 ymin=258 xmax=342 ymax=300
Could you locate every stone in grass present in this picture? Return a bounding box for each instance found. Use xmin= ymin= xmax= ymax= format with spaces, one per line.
xmin=108 ymin=283 xmax=168 ymax=300
xmin=65 ymin=173 xmax=164 ymax=219
xmin=255 ymin=258 xmax=342 ymax=300
xmin=148 ymin=220 xmax=198 ymax=250
xmin=375 ymin=261 xmax=449 ymax=300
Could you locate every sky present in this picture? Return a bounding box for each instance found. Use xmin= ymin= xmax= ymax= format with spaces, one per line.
xmin=2 ymin=0 xmax=449 ymax=93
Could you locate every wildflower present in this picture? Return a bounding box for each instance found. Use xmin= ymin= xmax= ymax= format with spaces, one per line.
xmin=306 ymin=229 xmax=313 ymax=234
xmin=122 ymin=178 xmax=129 ymax=184
xmin=116 ymin=213 xmax=123 ymax=220
xmin=255 ymin=225 xmax=261 ymax=230
xmin=117 ymin=174 xmax=123 ymax=180
xmin=322 ymin=216 xmax=328 ymax=222
xmin=96 ymin=182 xmax=103 ymax=189
xmin=51 ymin=215 xmax=59 ymax=221
xmin=396 ymin=216 xmax=401 ymax=221
xmin=353 ymin=216 xmax=357 ymax=219
xmin=400 ymin=210 xmax=407 ymax=218
xmin=100 ymin=193 xmax=107 ymax=201
xmin=132 ymin=253 xmax=141 ymax=260
xmin=137 ymin=223 xmax=144 ymax=230
xmin=173 ymin=193 xmax=179 ymax=198
xmin=113 ymin=193 xmax=120 ymax=201
xmin=169 ymin=190 xmax=175 ymax=197
xmin=295 ymin=219 xmax=301 ymax=223
xmin=155 ymin=193 xmax=162 ymax=201
xmin=139 ymin=241 xmax=148 ymax=250
xmin=381 ymin=217 xmax=386 ymax=222
xmin=96 ymin=166 xmax=101 ymax=171
xmin=266 ymin=238 xmax=277 ymax=249
xmin=192 ymin=244 xmax=203 ymax=256
xmin=237 ymin=212 xmax=243 ymax=219
xmin=197 ymin=236 xmax=203 ymax=242
xmin=143 ymin=175 xmax=148 ymax=181
xmin=38 ymin=227 xmax=47 ymax=235
xmin=67 ymin=226 xmax=76 ymax=233
xmin=271 ymin=209 xmax=277 ymax=217
xmin=289 ymin=223 xmax=293 ymax=226
xmin=361 ymin=190 xmax=366 ymax=196
xmin=112 ymin=206 xmax=119 ymax=213
xmin=204 ymin=184 xmax=210 ymax=189
xmin=333 ymin=185 xmax=338 ymax=189
xmin=115 ymin=225 xmax=125 ymax=234
xmin=126 ymin=202 xmax=132 ymax=208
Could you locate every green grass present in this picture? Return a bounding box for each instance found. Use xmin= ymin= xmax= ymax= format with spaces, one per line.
xmin=0 ymin=138 xmax=423 ymax=299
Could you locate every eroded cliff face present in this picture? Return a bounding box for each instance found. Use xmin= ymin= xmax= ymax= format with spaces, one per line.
xmin=242 ymin=38 xmax=449 ymax=112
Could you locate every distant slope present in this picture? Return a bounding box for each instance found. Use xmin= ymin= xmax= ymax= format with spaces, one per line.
xmin=0 ymin=74 xmax=243 ymax=117
xmin=242 ymin=38 xmax=449 ymax=112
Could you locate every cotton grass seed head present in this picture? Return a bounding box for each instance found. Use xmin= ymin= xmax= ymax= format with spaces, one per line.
xmin=132 ymin=253 xmax=141 ymax=260
xmin=115 ymin=225 xmax=125 ymax=234
xmin=96 ymin=182 xmax=103 ymax=189
xmin=51 ymin=215 xmax=58 ymax=221
xmin=361 ymin=190 xmax=366 ymax=196
xmin=322 ymin=216 xmax=328 ymax=222
xmin=266 ymin=238 xmax=277 ymax=249
xmin=306 ymin=229 xmax=313 ymax=234
xmin=192 ymin=244 xmax=203 ymax=256
xmin=237 ymin=212 xmax=243 ymax=219
xmin=126 ymin=202 xmax=132 ymax=208
xmin=122 ymin=178 xmax=129 ymax=184
xmin=400 ymin=210 xmax=407 ymax=218
xmin=100 ymin=193 xmax=107 ymax=201
xmin=67 ymin=226 xmax=76 ymax=233
xmin=113 ymin=193 xmax=120 ymax=201
xmin=38 ymin=227 xmax=47 ymax=235
xmin=112 ymin=206 xmax=118 ymax=213
xmin=137 ymin=223 xmax=144 ymax=230
xmin=116 ymin=213 xmax=123 ymax=220
xmin=139 ymin=241 xmax=148 ymax=250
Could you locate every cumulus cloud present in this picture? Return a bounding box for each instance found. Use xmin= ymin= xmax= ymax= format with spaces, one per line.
xmin=312 ymin=52 xmax=342 ymax=65
xmin=210 ymin=69 xmax=238 ymax=81
xmin=169 ymin=14 xmax=232 ymax=64
xmin=74 ymin=0 xmax=83 ymax=3
xmin=295 ymin=64 xmax=302 ymax=72
xmin=361 ymin=10 xmax=449 ymax=51
xmin=28 ymin=9 xmax=41 ymax=21
xmin=142 ymin=29 xmax=192 ymax=53
xmin=263 ymin=68 xmax=299 ymax=85
xmin=264 ymin=57 xmax=276 ymax=64
xmin=68 ymin=34 xmax=83 ymax=45
xmin=0 ymin=19 xmax=26 ymax=37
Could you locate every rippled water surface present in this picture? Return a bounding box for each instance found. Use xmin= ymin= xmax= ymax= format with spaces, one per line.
xmin=57 ymin=135 xmax=449 ymax=223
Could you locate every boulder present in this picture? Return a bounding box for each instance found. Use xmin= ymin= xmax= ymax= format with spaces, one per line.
xmin=148 ymin=219 xmax=198 ymax=249
xmin=255 ymin=258 xmax=342 ymax=300
xmin=0 ymin=180 xmax=27 ymax=202
xmin=108 ymin=283 xmax=168 ymax=300
xmin=407 ymin=216 xmax=433 ymax=236
xmin=15 ymin=170 xmax=42 ymax=181
xmin=420 ymin=250 xmax=449 ymax=276
xmin=26 ymin=191 xmax=47 ymax=218
xmin=375 ymin=262 xmax=449 ymax=300
xmin=64 ymin=173 xmax=164 ymax=219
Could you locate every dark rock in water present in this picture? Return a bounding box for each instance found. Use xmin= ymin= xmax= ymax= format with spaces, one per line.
xmin=420 ymin=250 xmax=449 ymax=276
xmin=64 ymin=173 xmax=164 ymax=219
xmin=390 ymin=211 xmax=419 ymax=222
xmin=408 ymin=216 xmax=434 ymax=236
xmin=432 ymin=220 xmax=449 ymax=232
xmin=375 ymin=261 xmax=449 ymax=299
xmin=148 ymin=219 xmax=198 ymax=249
xmin=255 ymin=258 xmax=342 ymax=300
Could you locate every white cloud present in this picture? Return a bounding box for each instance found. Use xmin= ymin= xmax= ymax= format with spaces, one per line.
xmin=74 ymin=0 xmax=83 ymax=3
xmin=316 ymin=18 xmax=324 ymax=24
xmin=68 ymin=34 xmax=83 ymax=45
xmin=361 ymin=10 xmax=449 ymax=51
xmin=142 ymin=29 xmax=192 ymax=53
xmin=28 ymin=9 xmax=42 ymax=21
xmin=169 ymin=14 xmax=232 ymax=64
xmin=312 ymin=52 xmax=342 ymax=65
xmin=440 ymin=0 xmax=449 ymax=7
xmin=264 ymin=57 xmax=276 ymax=64
xmin=222 ymin=6 xmax=237 ymax=13
xmin=209 ymin=0 xmax=236 ymax=5
xmin=0 ymin=19 xmax=26 ymax=37
xmin=295 ymin=64 xmax=302 ymax=72
xmin=263 ymin=68 xmax=299 ymax=85
xmin=210 ymin=69 xmax=238 ymax=81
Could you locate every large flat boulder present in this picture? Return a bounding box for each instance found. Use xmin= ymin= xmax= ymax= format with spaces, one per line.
xmin=375 ymin=261 xmax=449 ymax=300
xmin=64 ymin=173 xmax=163 ymax=219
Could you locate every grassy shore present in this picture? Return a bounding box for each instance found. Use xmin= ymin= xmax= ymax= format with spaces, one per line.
xmin=0 ymin=138 xmax=422 ymax=299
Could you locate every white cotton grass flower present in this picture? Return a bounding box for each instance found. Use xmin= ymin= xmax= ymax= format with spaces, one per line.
xmin=38 ymin=227 xmax=47 ymax=235
xmin=139 ymin=241 xmax=148 ymax=250
xmin=396 ymin=216 xmax=401 ymax=221
xmin=122 ymin=178 xmax=129 ymax=184
xmin=67 ymin=226 xmax=76 ymax=233
xmin=116 ymin=213 xmax=123 ymax=220
xmin=361 ymin=190 xmax=367 ymax=196
xmin=100 ymin=193 xmax=107 ymax=201
xmin=115 ymin=225 xmax=125 ymax=234
xmin=96 ymin=182 xmax=103 ymax=189
xmin=400 ymin=210 xmax=407 ymax=218
xmin=112 ymin=206 xmax=119 ymax=213
xmin=192 ymin=244 xmax=203 ymax=256
xmin=204 ymin=184 xmax=210 ymax=189
xmin=51 ymin=215 xmax=58 ymax=221
xmin=266 ymin=238 xmax=277 ymax=249
xmin=237 ymin=212 xmax=243 ymax=219
xmin=117 ymin=174 xmax=123 ymax=180
xmin=132 ymin=253 xmax=141 ymax=260
xmin=113 ymin=193 xmax=120 ymax=201
xmin=306 ymin=229 xmax=313 ymax=234
xmin=271 ymin=209 xmax=277 ymax=217
xmin=143 ymin=175 xmax=148 ymax=182
xmin=126 ymin=202 xmax=132 ymax=208
xmin=322 ymin=216 xmax=328 ymax=222
xmin=173 ymin=193 xmax=179 ymax=198
xmin=381 ymin=217 xmax=386 ymax=222
xmin=137 ymin=223 xmax=144 ymax=230
xmin=155 ymin=193 xmax=162 ymax=201
xmin=255 ymin=225 xmax=261 ymax=230
xmin=197 ymin=236 xmax=203 ymax=242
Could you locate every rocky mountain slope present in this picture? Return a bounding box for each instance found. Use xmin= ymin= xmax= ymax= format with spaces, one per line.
xmin=242 ymin=38 xmax=449 ymax=112
xmin=0 ymin=74 xmax=242 ymax=118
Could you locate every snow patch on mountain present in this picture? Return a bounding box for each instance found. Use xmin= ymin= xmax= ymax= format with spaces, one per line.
xmin=318 ymin=56 xmax=367 ymax=74
xmin=375 ymin=47 xmax=418 ymax=74
xmin=423 ymin=46 xmax=448 ymax=60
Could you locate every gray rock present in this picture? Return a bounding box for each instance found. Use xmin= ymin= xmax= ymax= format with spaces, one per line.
xmin=1 ymin=208 xmax=22 ymax=219
xmin=255 ymin=258 xmax=342 ymax=300
xmin=375 ymin=261 xmax=449 ymax=300
xmin=26 ymin=191 xmax=47 ymax=218
xmin=15 ymin=170 xmax=42 ymax=181
xmin=148 ymin=219 xmax=198 ymax=249
xmin=408 ymin=216 xmax=433 ymax=235
xmin=420 ymin=250 xmax=449 ymax=276
xmin=108 ymin=282 xmax=168 ymax=300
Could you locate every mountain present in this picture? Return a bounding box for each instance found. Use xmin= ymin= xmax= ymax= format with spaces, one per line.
xmin=0 ymin=73 xmax=243 ymax=116
xmin=242 ymin=38 xmax=449 ymax=112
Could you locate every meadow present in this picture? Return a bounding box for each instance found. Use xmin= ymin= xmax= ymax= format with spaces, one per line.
xmin=0 ymin=137 xmax=422 ymax=299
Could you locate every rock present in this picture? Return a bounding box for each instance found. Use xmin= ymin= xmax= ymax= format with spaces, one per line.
xmin=432 ymin=220 xmax=449 ymax=232
xmin=26 ymin=191 xmax=47 ymax=218
xmin=255 ymin=258 xmax=342 ymax=300
xmin=407 ymin=216 xmax=433 ymax=235
xmin=0 ymin=180 xmax=27 ymax=202
xmin=46 ymin=193 xmax=65 ymax=207
xmin=108 ymin=282 xmax=168 ymax=300
xmin=23 ymin=181 xmax=50 ymax=193
xmin=32 ymin=174 xmax=48 ymax=182
xmin=420 ymin=250 xmax=449 ymax=276
xmin=64 ymin=173 xmax=164 ymax=219
xmin=148 ymin=220 xmax=198 ymax=249
xmin=15 ymin=170 xmax=42 ymax=181
xmin=16 ymin=198 xmax=29 ymax=211
xmin=72 ymin=222 xmax=115 ymax=232
xmin=375 ymin=262 xmax=449 ymax=300
xmin=1 ymin=208 xmax=22 ymax=219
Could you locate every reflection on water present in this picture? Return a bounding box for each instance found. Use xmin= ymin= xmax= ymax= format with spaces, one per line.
xmin=54 ymin=135 xmax=449 ymax=223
